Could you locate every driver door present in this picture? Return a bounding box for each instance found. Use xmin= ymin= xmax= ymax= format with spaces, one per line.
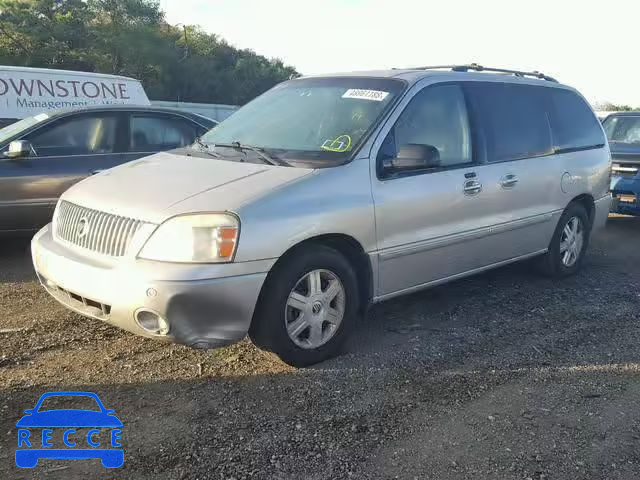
xmin=371 ymin=82 xmax=505 ymax=296
xmin=0 ymin=112 xmax=125 ymax=232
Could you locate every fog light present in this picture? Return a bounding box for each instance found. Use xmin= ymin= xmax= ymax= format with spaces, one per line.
xmin=134 ymin=309 xmax=169 ymax=336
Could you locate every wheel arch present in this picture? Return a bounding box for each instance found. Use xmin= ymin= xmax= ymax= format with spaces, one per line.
xmin=568 ymin=193 xmax=595 ymax=228
xmin=253 ymin=233 xmax=374 ymax=325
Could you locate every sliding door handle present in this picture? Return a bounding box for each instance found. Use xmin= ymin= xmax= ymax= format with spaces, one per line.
xmin=500 ymin=173 xmax=519 ymax=189
xmin=463 ymin=180 xmax=483 ymax=196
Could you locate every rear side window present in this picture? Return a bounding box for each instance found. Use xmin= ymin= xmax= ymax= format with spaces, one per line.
xmin=129 ymin=115 xmax=197 ymax=152
xmin=548 ymin=89 xmax=605 ymax=151
xmin=466 ymin=83 xmax=552 ymax=162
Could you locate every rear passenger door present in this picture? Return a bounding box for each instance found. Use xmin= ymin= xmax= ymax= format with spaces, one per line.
xmin=463 ymin=82 xmax=563 ymax=259
xmin=120 ymin=113 xmax=201 ymax=163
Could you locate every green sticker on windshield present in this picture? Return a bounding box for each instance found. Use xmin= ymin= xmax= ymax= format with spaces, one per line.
xmin=321 ymin=135 xmax=352 ymax=153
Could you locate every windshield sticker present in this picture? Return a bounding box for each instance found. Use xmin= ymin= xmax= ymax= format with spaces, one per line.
xmin=321 ymin=135 xmax=352 ymax=153
xmin=342 ymin=89 xmax=389 ymax=102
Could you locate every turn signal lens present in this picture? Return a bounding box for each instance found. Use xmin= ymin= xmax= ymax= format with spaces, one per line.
xmin=217 ymin=227 xmax=238 ymax=259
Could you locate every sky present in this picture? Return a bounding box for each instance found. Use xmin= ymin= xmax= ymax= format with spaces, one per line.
xmin=163 ymin=0 xmax=639 ymax=106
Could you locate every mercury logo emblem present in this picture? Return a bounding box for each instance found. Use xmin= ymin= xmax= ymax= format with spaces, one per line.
xmin=77 ymin=217 xmax=90 ymax=238
xmin=312 ymin=301 xmax=323 ymax=315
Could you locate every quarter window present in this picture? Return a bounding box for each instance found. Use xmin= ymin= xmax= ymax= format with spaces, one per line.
xmin=129 ymin=115 xmax=197 ymax=152
xmin=548 ymin=89 xmax=605 ymax=151
xmin=466 ymin=83 xmax=552 ymax=162
xmin=380 ymin=84 xmax=472 ymax=169
xmin=27 ymin=115 xmax=117 ymax=157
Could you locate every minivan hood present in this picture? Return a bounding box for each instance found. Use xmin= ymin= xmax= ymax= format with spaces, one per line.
xmin=62 ymin=151 xmax=314 ymax=223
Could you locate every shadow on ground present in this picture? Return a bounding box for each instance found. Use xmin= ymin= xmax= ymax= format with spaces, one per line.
xmin=1 ymin=215 xmax=639 ymax=479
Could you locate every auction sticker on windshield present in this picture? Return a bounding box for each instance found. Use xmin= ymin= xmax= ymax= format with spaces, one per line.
xmin=15 ymin=391 xmax=123 ymax=469
xmin=342 ymin=89 xmax=389 ymax=101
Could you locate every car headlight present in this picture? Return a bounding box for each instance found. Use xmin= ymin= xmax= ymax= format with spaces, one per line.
xmin=138 ymin=213 xmax=239 ymax=263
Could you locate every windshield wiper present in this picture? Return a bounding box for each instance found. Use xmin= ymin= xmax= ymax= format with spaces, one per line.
xmin=193 ymin=137 xmax=221 ymax=158
xmin=213 ymin=141 xmax=289 ymax=166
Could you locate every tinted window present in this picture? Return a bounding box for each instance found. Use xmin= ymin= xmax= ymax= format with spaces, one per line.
xmin=548 ymin=89 xmax=605 ymax=150
xmin=466 ymin=83 xmax=552 ymax=162
xmin=380 ymin=84 xmax=472 ymax=169
xmin=129 ymin=115 xmax=197 ymax=152
xmin=602 ymin=115 xmax=640 ymax=144
xmin=27 ymin=114 xmax=117 ymax=157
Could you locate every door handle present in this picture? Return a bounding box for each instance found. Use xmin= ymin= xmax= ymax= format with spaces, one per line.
xmin=500 ymin=173 xmax=519 ymax=189
xmin=463 ymin=179 xmax=483 ymax=196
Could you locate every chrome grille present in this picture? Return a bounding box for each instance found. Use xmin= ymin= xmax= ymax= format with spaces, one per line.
xmin=55 ymin=201 xmax=147 ymax=257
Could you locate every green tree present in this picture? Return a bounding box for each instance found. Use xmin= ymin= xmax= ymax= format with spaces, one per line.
xmin=594 ymin=102 xmax=637 ymax=112
xmin=0 ymin=0 xmax=298 ymax=104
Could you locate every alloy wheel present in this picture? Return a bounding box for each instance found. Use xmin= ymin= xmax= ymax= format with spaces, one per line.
xmin=284 ymin=269 xmax=346 ymax=349
xmin=559 ymin=216 xmax=584 ymax=267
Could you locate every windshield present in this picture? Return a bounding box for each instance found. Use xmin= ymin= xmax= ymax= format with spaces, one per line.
xmin=37 ymin=395 xmax=101 ymax=412
xmin=603 ymin=115 xmax=640 ymax=144
xmin=0 ymin=112 xmax=50 ymax=145
xmin=201 ymin=77 xmax=406 ymax=163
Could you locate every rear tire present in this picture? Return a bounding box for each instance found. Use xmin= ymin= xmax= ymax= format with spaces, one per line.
xmin=249 ymin=245 xmax=359 ymax=367
xmin=535 ymin=202 xmax=590 ymax=277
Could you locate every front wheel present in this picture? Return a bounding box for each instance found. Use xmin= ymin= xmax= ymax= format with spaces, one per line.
xmin=536 ymin=203 xmax=590 ymax=277
xmin=249 ymin=245 xmax=359 ymax=367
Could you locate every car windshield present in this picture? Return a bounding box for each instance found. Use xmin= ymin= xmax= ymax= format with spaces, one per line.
xmin=603 ymin=115 xmax=640 ymax=144
xmin=0 ymin=112 xmax=50 ymax=145
xmin=200 ymin=77 xmax=406 ymax=164
xmin=37 ymin=395 xmax=101 ymax=412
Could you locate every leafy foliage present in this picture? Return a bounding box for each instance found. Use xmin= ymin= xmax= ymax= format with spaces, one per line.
xmin=594 ymin=102 xmax=638 ymax=112
xmin=0 ymin=0 xmax=298 ymax=104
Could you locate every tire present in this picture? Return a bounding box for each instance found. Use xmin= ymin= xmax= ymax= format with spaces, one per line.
xmin=535 ymin=202 xmax=591 ymax=277
xmin=249 ymin=244 xmax=359 ymax=367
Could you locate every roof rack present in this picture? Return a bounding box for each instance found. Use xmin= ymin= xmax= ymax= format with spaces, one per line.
xmin=399 ymin=63 xmax=558 ymax=83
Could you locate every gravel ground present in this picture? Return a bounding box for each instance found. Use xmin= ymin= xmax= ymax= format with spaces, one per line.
xmin=1 ymin=216 xmax=640 ymax=479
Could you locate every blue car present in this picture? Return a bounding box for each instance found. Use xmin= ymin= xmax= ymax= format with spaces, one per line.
xmin=15 ymin=391 xmax=123 ymax=468
xmin=603 ymin=113 xmax=640 ymax=216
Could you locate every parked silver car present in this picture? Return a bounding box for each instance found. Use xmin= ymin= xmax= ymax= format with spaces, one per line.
xmin=31 ymin=64 xmax=611 ymax=366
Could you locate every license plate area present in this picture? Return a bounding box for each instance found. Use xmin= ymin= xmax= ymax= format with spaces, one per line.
xmin=617 ymin=194 xmax=637 ymax=204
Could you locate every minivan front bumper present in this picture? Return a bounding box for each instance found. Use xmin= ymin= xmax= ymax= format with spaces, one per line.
xmin=31 ymin=224 xmax=271 ymax=348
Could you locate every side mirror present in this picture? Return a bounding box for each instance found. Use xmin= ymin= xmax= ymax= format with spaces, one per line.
xmin=387 ymin=144 xmax=440 ymax=172
xmin=4 ymin=140 xmax=33 ymax=159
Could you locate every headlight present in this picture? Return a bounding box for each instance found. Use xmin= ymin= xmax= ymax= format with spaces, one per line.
xmin=138 ymin=213 xmax=239 ymax=263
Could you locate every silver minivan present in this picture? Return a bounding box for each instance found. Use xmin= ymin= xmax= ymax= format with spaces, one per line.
xmin=31 ymin=65 xmax=611 ymax=366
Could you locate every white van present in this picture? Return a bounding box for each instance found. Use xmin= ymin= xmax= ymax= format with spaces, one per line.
xmin=0 ymin=66 xmax=149 ymax=127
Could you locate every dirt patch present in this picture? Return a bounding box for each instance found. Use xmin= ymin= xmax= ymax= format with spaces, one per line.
xmin=1 ymin=216 xmax=640 ymax=479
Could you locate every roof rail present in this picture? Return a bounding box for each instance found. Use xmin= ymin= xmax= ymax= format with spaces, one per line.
xmin=399 ymin=63 xmax=558 ymax=83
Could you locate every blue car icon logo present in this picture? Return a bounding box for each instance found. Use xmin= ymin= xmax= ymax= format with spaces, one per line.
xmin=15 ymin=391 xmax=123 ymax=468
